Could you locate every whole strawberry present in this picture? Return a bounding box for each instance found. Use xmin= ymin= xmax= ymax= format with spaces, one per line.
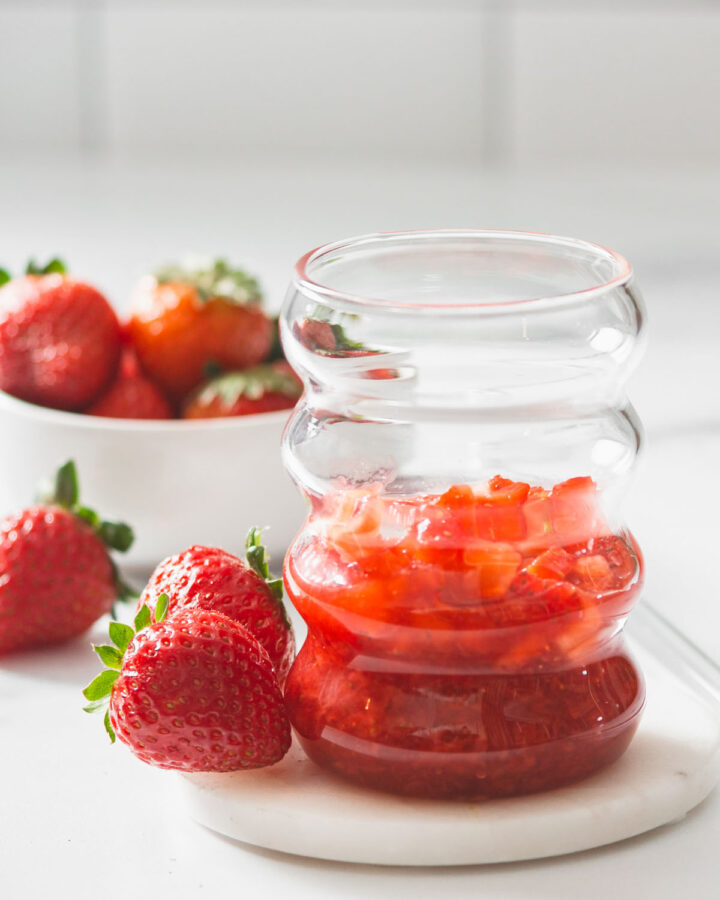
xmin=138 ymin=529 xmax=295 ymax=683
xmin=0 ymin=460 xmax=134 ymax=655
xmin=294 ymin=316 xmax=395 ymax=377
xmin=0 ymin=259 xmax=122 ymax=411
xmin=182 ymin=361 xmax=301 ymax=419
xmin=127 ymin=258 xmax=272 ymax=401
xmin=86 ymin=348 xmax=173 ymax=419
xmin=295 ymin=317 xmax=365 ymax=355
xmin=83 ymin=598 xmax=291 ymax=772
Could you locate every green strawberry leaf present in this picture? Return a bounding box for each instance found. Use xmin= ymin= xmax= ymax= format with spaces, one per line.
xmin=42 ymin=258 xmax=67 ymax=275
xmin=109 ymin=621 xmax=134 ymax=653
xmin=0 ymin=268 xmax=10 ymax=287
xmin=75 ymin=505 xmax=100 ymax=528
xmin=245 ymin=527 xmax=291 ymax=629
xmin=155 ymin=592 xmax=170 ymax=624
xmin=154 ymin=257 xmax=263 ymax=306
xmin=45 ymin=461 xmax=135 ymax=559
xmin=93 ymin=644 xmax=123 ymax=670
xmin=84 ymin=610 xmax=145 ymax=744
xmin=98 ymin=521 xmax=134 ymax=553
xmin=42 ymin=462 xmax=137 ymax=608
xmin=83 ymin=669 xmax=119 ymax=701
xmin=134 ymin=604 xmax=151 ymax=633
xmin=104 ymin=709 xmax=116 ymax=744
xmin=25 ymin=257 xmax=67 ymax=276
xmin=108 ymin=621 xmax=135 ymax=653
xmin=54 ymin=460 xmax=79 ymax=508
xmin=328 ymin=321 xmax=366 ymax=352
xmin=246 ymin=527 xmax=272 ymax=581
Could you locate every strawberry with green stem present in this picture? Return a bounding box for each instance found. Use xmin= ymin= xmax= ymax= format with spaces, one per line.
xmin=295 ymin=317 xmax=367 ymax=356
xmin=127 ymin=258 xmax=272 ymax=401
xmin=0 ymin=460 xmax=135 ymax=655
xmin=0 ymin=258 xmax=122 ymax=410
xmin=182 ymin=361 xmax=301 ymax=419
xmin=83 ymin=596 xmax=291 ymax=771
xmin=138 ymin=527 xmax=295 ymax=683
xmin=294 ymin=316 xmax=396 ymax=378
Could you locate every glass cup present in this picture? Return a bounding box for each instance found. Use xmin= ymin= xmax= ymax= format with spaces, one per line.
xmin=280 ymin=230 xmax=646 ymax=799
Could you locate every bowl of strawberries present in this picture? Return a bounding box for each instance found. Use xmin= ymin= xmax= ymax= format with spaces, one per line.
xmin=0 ymin=257 xmax=306 ymax=571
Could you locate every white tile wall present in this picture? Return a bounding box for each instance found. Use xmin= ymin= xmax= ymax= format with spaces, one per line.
xmin=0 ymin=3 xmax=717 ymax=166
xmin=104 ymin=8 xmax=487 ymax=160
xmin=0 ymin=7 xmax=81 ymax=150
xmin=511 ymin=9 xmax=720 ymax=164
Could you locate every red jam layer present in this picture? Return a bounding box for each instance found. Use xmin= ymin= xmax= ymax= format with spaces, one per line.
xmin=284 ymin=476 xmax=645 ymax=799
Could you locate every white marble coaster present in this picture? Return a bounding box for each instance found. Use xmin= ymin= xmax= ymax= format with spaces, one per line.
xmin=178 ymin=647 xmax=720 ymax=866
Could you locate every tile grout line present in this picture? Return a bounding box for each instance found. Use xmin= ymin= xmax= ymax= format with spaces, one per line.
xmin=75 ymin=0 xmax=108 ymax=158
xmin=480 ymin=0 xmax=514 ymax=167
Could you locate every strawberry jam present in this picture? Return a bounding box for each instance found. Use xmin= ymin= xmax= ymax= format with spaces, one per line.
xmin=284 ymin=476 xmax=645 ymax=799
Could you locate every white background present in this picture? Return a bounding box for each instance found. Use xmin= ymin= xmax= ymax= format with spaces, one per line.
xmin=0 ymin=2 xmax=718 ymax=166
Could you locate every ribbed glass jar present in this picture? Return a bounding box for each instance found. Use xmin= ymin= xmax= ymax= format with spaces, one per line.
xmin=280 ymin=230 xmax=646 ymax=799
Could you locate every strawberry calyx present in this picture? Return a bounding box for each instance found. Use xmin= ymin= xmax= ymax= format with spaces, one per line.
xmin=42 ymin=460 xmax=136 ymax=602
xmin=47 ymin=460 xmax=134 ymax=552
xmin=193 ymin=364 xmax=302 ymax=409
xmin=245 ymin=527 xmax=291 ymax=628
xmin=154 ymin=258 xmax=262 ymax=305
xmin=82 ymin=596 xmax=170 ymax=742
xmin=25 ymin=257 xmax=67 ymax=276
xmin=0 ymin=257 xmax=67 ymax=287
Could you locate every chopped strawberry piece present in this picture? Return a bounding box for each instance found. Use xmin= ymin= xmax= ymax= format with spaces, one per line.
xmin=527 ymin=547 xmax=574 ymax=580
xmin=522 ymin=490 xmax=553 ymax=547
xmin=438 ymin=484 xmax=475 ymax=508
xmin=476 ymin=503 xmax=527 ymax=542
xmin=326 ymin=490 xmax=383 ymax=557
xmin=550 ymin=476 xmax=603 ymax=540
xmin=570 ymin=555 xmax=613 ymax=591
xmin=487 ymin=475 xmax=531 ymax=505
xmin=567 ymin=535 xmax=639 ymax=591
xmin=463 ymin=543 xmax=522 ymax=598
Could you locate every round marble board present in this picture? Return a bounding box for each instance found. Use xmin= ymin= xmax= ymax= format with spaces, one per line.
xmin=177 ymin=644 xmax=720 ymax=866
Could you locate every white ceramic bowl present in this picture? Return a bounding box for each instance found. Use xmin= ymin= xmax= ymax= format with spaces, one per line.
xmin=0 ymin=390 xmax=306 ymax=575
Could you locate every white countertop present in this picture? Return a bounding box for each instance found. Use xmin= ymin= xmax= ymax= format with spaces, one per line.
xmin=1 ymin=157 xmax=718 ymax=899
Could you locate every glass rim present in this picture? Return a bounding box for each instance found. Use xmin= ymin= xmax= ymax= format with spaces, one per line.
xmin=293 ymin=229 xmax=634 ymax=313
